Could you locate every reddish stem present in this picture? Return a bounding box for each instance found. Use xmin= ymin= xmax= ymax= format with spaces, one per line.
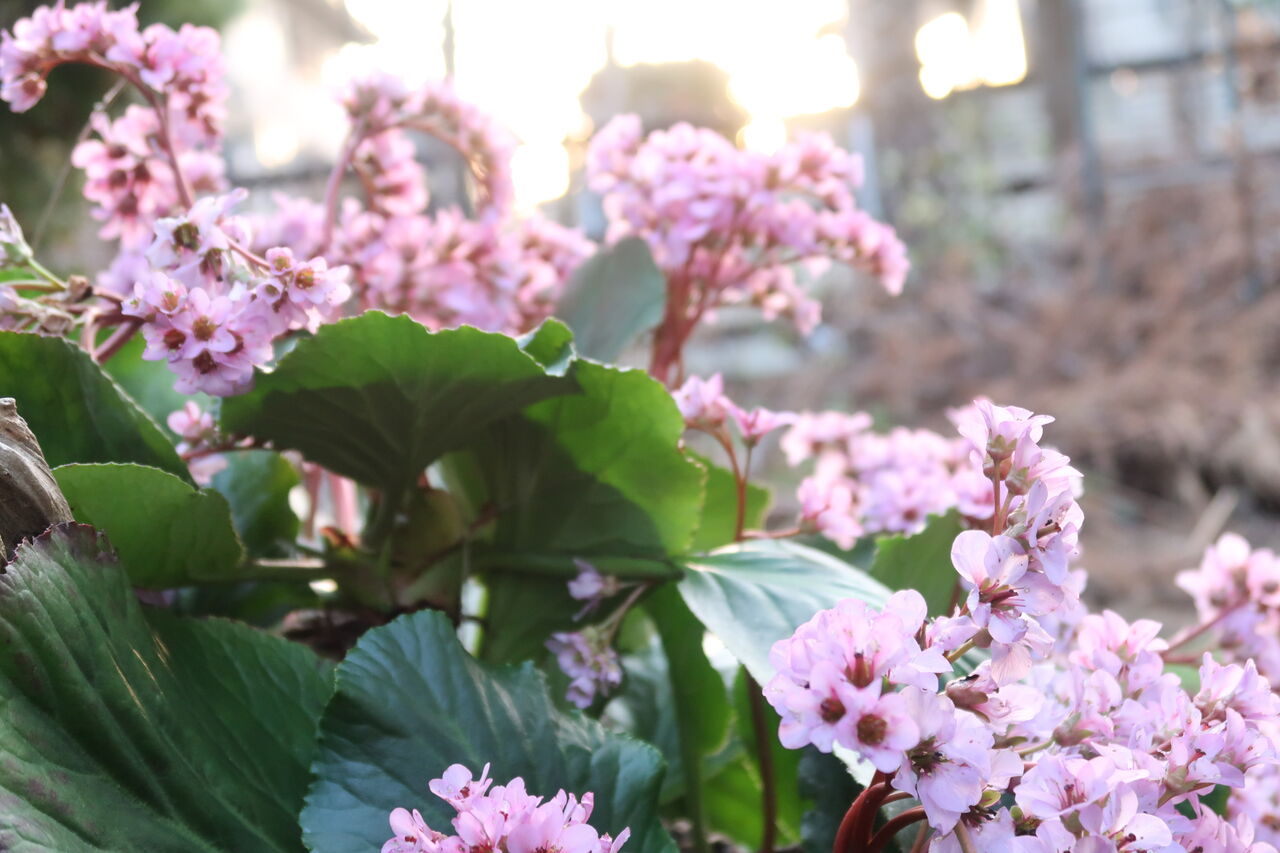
xmin=833 ymin=774 xmax=889 ymax=853
xmin=1164 ymin=604 xmax=1242 ymax=655
xmin=320 ymin=124 xmax=367 ymax=255
xmin=94 ymin=319 xmax=141 ymax=363
xmin=867 ymin=808 xmax=927 ymax=853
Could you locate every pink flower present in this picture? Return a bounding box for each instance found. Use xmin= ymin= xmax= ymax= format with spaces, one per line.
xmin=891 ymin=687 xmax=995 ymax=833
xmin=671 ymin=374 xmax=731 ymax=428
xmin=843 ymin=687 xmax=921 ymax=772
xmin=727 ymin=404 xmax=794 ymax=444
xmin=796 ymin=475 xmax=862 ymax=549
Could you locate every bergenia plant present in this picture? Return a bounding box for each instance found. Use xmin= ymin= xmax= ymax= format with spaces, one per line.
xmin=0 ymin=5 xmax=1274 ymax=853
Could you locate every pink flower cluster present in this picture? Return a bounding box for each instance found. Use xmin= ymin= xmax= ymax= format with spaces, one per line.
xmin=73 ymin=105 xmax=226 ymax=251
xmin=122 ymin=191 xmax=350 ymax=395
xmin=782 ymin=411 xmax=987 ymax=546
xmin=2 ymin=2 xmax=229 ymax=253
xmin=766 ymin=400 xmax=1280 ymax=849
xmin=383 ymin=764 xmax=630 ymax=853
xmin=340 ymin=205 xmax=593 ymax=334
xmin=587 ymin=116 xmax=908 ymax=355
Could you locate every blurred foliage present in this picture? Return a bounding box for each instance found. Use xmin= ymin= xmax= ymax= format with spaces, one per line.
xmin=0 ymin=0 xmax=241 ymax=245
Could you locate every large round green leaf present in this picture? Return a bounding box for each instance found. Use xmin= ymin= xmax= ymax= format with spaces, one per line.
xmin=54 ymin=462 xmax=246 ymax=587
xmin=450 ymin=360 xmax=705 ymax=566
xmin=0 ymin=525 xmax=333 ymax=852
xmin=676 ymin=539 xmax=891 ymax=685
xmin=0 ymin=331 xmax=187 ymax=478
xmin=301 ymin=610 xmax=675 ymax=853
xmin=220 ymin=313 xmax=576 ymax=493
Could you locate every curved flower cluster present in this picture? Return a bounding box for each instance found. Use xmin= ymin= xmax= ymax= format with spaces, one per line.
xmin=245 ymin=73 xmax=594 ymax=336
xmin=122 ymin=191 xmax=349 ymax=394
xmin=2 ymin=2 xmax=229 ymax=252
xmin=342 ymin=73 xmax=513 ymax=216
xmin=587 ymin=115 xmax=908 ymax=360
xmin=383 ymin=764 xmax=630 ymax=853
xmin=766 ymin=400 xmax=1280 ymax=850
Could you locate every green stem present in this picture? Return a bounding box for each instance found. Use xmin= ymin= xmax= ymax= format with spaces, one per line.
xmin=27 ymin=257 xmax=67 ymax=290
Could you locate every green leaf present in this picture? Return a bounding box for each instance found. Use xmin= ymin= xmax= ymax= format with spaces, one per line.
xmin=220 ymin=312 xmax=574 ymax=494
xmin=479 ymin=573 xmax=578 ymax=664
xmin=301 ymin=610 xmax=675 ymax=853
xmin=677 ymin=539 xmax=891 ymax=684
xmin=211 ymin=450 xmax=300 ymax=558
xmin=0 ymin=525 xmax=333 ymax=852
xmin=454 ymin=360 xmax=705 ymax=567
xmin=689 ymin=452 xmax=771 ymax=551
xmin=0 ymin=330 xmax=188 ymax=478
xmin=869 ymin=511 xmax=964 ymax=616
xmin=556 ymin=237 xmax=665 ymax=363
xmin=54 ymin=462 xmax=245 ymax=587
xmin=644 ymin=586 xmax=731 ymax=853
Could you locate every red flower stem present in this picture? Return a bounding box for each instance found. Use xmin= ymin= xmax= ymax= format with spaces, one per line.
xmin=850 ymin=781 xmax=892 ymax=851
xmin=867 ymin=807 xmax=927 ymax=853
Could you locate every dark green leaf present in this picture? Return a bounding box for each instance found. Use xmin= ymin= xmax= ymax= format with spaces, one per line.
xmin=869 ymin=511 xmax=964 ymax=616
xmin=0 ymin=330 xmax=187 ymax=478
xmin=453 ymin=360 xmax=704 ymax=568
xmin=479 ymin=573 xmax=578 ymax=664
xmin=556 ymin=238 xmax=665 ymax=363
xmin=211 ymin=450 xmax=300 ymax=558
xmin=54 ymin=462 xmax=245 ymax=587
xmin=689 ymin=452 xmax=770 ymax=551
xmin=0 ymin=524 xmax=333 ymax=852
xmin=301 ymin=610 xmax=675 ymax=853
xmin=220 ymin=312 xmax=574 ymax=493
xmin=677 ymin=539 xmax=891 ymax=684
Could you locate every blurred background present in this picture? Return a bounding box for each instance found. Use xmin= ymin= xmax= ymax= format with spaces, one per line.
xmin=5 ymin=0 xmax=1280 ymax=622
